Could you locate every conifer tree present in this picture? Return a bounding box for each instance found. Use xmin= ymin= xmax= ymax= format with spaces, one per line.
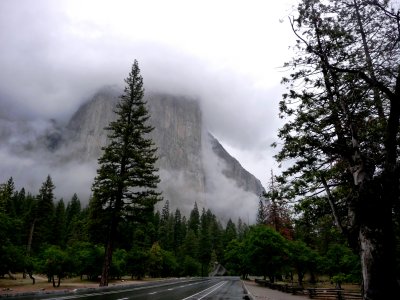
xmin=173 ymin=208 xmax=183 ymax=255
xmin=34 ymin=175 xmax=55 ymax=248
xmin=188 ymin=202 xmax=200 ymax=236
xmin=256 ymin=199 xmax=266 ymax=225
xmin=91 ymin=60 xmax=162 ymax=286
xmin=53 ymin=199 xmax=67 ymax=247
xmin=198 ymin=208 xmax=212 ymax=276
xmin=0 ymin=177 xmax=15 ymax=216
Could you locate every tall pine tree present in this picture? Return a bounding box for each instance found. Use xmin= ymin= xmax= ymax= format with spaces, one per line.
xmin=91 ymin=60 xmax=162 ymax=286
xmin=34 ymin=175 xmax=55 ymax=249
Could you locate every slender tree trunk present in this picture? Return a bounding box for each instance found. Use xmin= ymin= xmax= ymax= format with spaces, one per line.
xmin=99 ymin=211 xmax=118 ymax=287
xmin=100 ymin=236 xmax=114 ymax=286
xmin=26 ymin=219 xmax=35 ymax=255
xmin=7 ymin=271 xmax=16 ymax=280
xmin=28 ymin=271 xmax=35 ymax=284
xmin=25 ymin=219 xmax=36 ymax=284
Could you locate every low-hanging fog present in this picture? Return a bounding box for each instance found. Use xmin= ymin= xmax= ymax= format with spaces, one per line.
xmin=0 ymin=0 xmax=296 ymax=223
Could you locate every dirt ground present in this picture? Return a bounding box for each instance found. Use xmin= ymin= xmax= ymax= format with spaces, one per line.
xmin=0 ymin=274 xmax=146 ymax=297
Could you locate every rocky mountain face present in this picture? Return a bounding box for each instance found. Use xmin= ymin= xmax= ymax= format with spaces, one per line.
xmin=0 ymin=86 xmax=264 ymax=222
xmin=64 ymin=87 xmax=265 ymax=218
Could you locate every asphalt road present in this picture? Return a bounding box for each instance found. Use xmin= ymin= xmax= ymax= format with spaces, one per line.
xmin=16 ymin=277 xmax=249 ymax=300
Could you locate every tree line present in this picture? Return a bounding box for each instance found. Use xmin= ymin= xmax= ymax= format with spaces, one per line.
xmin=0 ymin=176 xmax=248 ymax=285
xmin=0 ymin=174 xmax=363 ymax=288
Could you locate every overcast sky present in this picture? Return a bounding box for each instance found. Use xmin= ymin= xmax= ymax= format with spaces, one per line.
xmin=0 ymin=0 xmax=297 ymax=189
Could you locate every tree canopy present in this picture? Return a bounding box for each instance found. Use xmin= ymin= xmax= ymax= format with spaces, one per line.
xmin=275 ymin=0 xmax=400 ymax=298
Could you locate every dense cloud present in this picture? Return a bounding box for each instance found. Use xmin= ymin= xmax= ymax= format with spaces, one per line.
xmin=0 ymin=1 xmax=295 ymax=215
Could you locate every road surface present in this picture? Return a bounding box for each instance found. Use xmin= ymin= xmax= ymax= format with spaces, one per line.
xmin=12 ymin=277 xmax=250 ymax=300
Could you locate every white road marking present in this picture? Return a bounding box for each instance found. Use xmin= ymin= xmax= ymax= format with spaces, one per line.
xmin=181 ymin=281 xmax=227 ymax=300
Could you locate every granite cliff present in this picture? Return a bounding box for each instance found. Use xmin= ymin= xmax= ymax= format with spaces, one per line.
xmin=64 ymin=86 xmax=265 ymax=218
xmin=0 ymin=86 xmax=265 ymax=222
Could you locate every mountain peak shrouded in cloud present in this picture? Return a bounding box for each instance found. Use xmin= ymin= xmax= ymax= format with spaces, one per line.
xmin=0 ymin=86 xmax=264 ymax=223
xmin=0 ymin=0 xmax=295 ymax=198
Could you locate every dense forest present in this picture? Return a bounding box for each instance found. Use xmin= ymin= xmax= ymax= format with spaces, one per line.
xmin=0 ymin=174 xmax=366 ymax=289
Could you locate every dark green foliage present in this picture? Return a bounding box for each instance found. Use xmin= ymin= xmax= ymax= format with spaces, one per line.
xmin=126 ymin=246 xmax=148 ymax=279
xmin=183 ymin=255 xmax=201 ymax=277
xmin=287 ymin=240 xmax=319 ymax=287
xmin=110 ymin=249 xmax=127 ymax=279
xmin=182 ymin=229 xmax=199 ymax=260
xmin=321 ymin=243 xmax=361 ymax=285
xmin=91 ymin=60 xmax=161 ymax=286
xmin=65 ymin=193 xmax=82 ymax=244
xmin=53 ymin=199 xmax=67 ymax=247
xmin=245 ymin=225 xmax=288 ymax=282
xmin=0 ymin=173 xmax=364 ymax=284
xmin=67 ymin=242 xmax=104 ymax=280
xmin=160 ymin=249 xmax=178 ymax=277
xmin=158 ymin=200 xmax=174 ymax=251
xmin=224 ymin=239 xmax=248 ymax=278
xmin=198 ymin=208 xmax=212 ymax=276
xmin=0 ymin=177 xmax=15 ymax=216
xmin=223 ymin=219 xmax=237 ymax=247
xmin=256 ymin=199 xmax=266 ymax=225
xmin=0 ymin=212 xmax=25 ymax=276
xmin=147 ymin=242 xmax=163 ymax=278
xmin=188 ymin=202 xmax=200 ymax=235
xmin=173 ymin=208 xmax=184 ymax=255
xmin=92 ymin=60 xmax=161 ymax=223
xmin=34 ymin=175 xmax=56 ymax=249
xmin=39 ymin=245 xmax=71 ymax=287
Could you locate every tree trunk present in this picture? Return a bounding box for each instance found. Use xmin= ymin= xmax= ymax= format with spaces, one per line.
xmin=7 ymin=271 xmax=16 ymax=280
xmin=27 ymin=219 xmax=35 ymax=254
xmin=99 ymin=239 xmax=113 ymax=287
xmin=28 ymin=271 xmax=35 ymax=285
xmin=356 ymin=178 xmax=400 ymax=299
xmin=99 ymin=211 xmax=118 ymax=287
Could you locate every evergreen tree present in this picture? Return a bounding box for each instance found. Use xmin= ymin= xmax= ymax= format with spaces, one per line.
xmin=198 ymin=208 xmax=212 ymax=276
xmin=256 ymin=199 xmax=266 ymax=225
xmin=65 ymin=193 xmax=82 ymax=244
xmin=173 ymin=208 xmax=184 ymax=255
xmin=264 ymin=171 xmax=294 ymax=239
xmin=223 ymin=219 xmax=237 ymax=247
xmin=53 ymin=199 xmax=67 ymax=247
xmin=188 ymin=202 xmax=200 ymax=236
xmin=91 ymin=60 xmax=162 ymax=286
xmin=237 ymin=218 xmax=249 ymax=241
xmin=182 ymin=230 xmax=199 ymax=261
xmin=66 ymin=193 xmax=81 ymax=228
xmin=0 ymin=177 xmax=15 ymax=216
xmin=34 ymin=175 xmax=55 ymax=249
xmin=158 ymin=201 xmax=174 ymax=251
